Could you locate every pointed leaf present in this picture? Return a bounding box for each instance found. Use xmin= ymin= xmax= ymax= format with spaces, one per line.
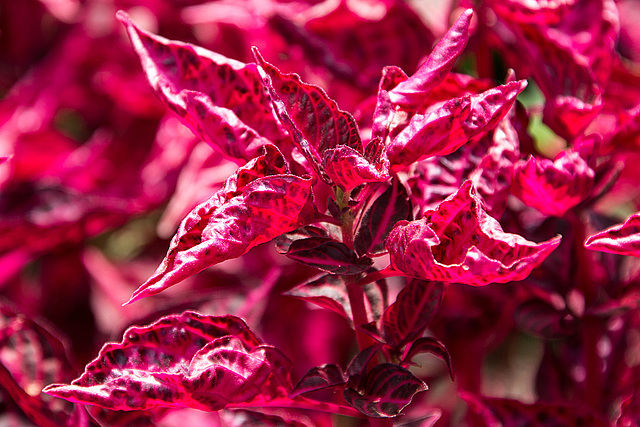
xmin=322 ymin=145 xmax=389 ymax=191
xmin=44 ymin=312 xmax=293 ymax=411
xmin=343 ymin=364 xmax=427 ymax=418
xmin=355 ymin=178 xmax=413 ymax=257
xmin=511 ymin=149 xmax=595 ymax=216
xmin=514 ymin=299 xmax=576 ymax=338
xmin=401 ymin=338 xmax=453 ymax=381
xmin=253 ymin=48 xmax=362 ymax=175
xmin=285 ymin=274 xmax=351 ymax=321
xmin=388 ymin=9 xmax=473 ymax=110
xmin=585 ymin=212 xmax=640 ymax=257
xmin=289 ymin=365 xmax=347 ymax=398
xmin=372 ymin=65 xmax=409 ymax=142
xmin=382 ymin=280 xmax=444 ymax=348
xmin=386 ymin=181 xmax=561 ymax=286
xmin=387 ymin=80 xmax=527 ymax=167
xmin=128 ymin=146 xmax=315 ymax=303
xmin=283 ymin=237 xmax=373 ymax=275
xmin=346 ymin=345 xmax=382 ymax=377
xmin=117 ymin=12 xmax=278 ymax=162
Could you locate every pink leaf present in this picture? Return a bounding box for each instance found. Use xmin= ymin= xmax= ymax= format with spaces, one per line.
xmin=354 ymin=178 xmax=413 ymax=257
xmin=461 ymin=392 xmax=609 ymax=426
xmin=382 ymin=280 xmax=444 ymax=348
xmin=386 ymin=181 xmax=561 ymax=286
xmin=117 ymin=11 xmax=278 ymax=162
xmin=0 ymin=304 xmax=88 ymax=427
xmin=322 ymin=145 xmax=389 ymax=191
xmin=388 ymin=9 xmax=473 ymax=110
xmin=585 ymin=212 xmax=640 ymax=257
xmin=289 ymin=365 xmax=347 ymax=398
xmin=401 ymin=337 xmax=453 ymax=381
xmin=44 ymin=311 xmax=292 ymax=411
xmin=511 ymin=149 xmax=595 ymax=216
xmin=253 ymin=48 xmax=362 ymax=177
xmin=387 ymin=80 xmax=527 ymax=167
xmin=283 ymin=237 xmax=373 ymax=275
xmin=127 ymin=146 xmax=316 ymax=303
xmin=343 ymin=363 xmax=427 ymax=418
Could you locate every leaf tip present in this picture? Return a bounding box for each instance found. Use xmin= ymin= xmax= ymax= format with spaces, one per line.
xmin=115 ymin=9 xmax=130 ymax=24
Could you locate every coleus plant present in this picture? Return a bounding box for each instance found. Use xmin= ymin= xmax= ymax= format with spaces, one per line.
xmin=0 ymin=0 xmax=639 ymax=426
xmin=40 ymin=8 xmax=564 ymax=423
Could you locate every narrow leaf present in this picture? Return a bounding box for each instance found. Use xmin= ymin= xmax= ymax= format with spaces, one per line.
xmin=289 ymin=365 xmax=347 ymax=398
xmin=388 ymin=9 xmax=473 ymax=110
xmin=284 ymin=237 xmax=373 ymax=275
xmin=585 ymin=212 xmax=640 ymax=257
xmin=343 ymin=364 xmax=427 ymax=418
xmin=44 ymin=312 xmax=292 ymax=412
xmin=386 ymin=181 xmax=561 ymax=286
xmin=382 ymin=280 xmax=444 ymax=348
xmin=355 ymin=178 xmax=413 ymax=257
xmin=401 ymin=338 xmax=453 ymax=381
xmin=127 ymin=146 xmax=316 ymax=303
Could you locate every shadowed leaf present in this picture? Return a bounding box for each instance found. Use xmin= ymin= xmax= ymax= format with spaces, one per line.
xmin=401 ymin=338 xmax=453 ymax=381
xmin=382 ymin=280 xmax=444 ymax=348
xmin=284 ymin=237 xmax=373 ymax=275
xmin=289 ymin=365 xmax=347 ymax=398
xmin=344 ymin=364 xmax=427 ymax=418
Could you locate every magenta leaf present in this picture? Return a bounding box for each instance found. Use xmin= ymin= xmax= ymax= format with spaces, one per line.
xmin=382 ymin=280 xmax=444 ymax=348
xmin=284 ymin=274 xmax=351 ymax=321
xmin=127 ymin=146 xmax=316 ymax=303
xmin=388 ymin=9 xmax=473 ymax=110
xmin=283 ymin=237 xmax=373 ymax=275
xmin=585 ymin=212 xmax=640 ymax=257
xmin=372 ymin=65 xmax=409 ymax=142
xmin=322 ymin=145 xmax=389 ymax=191
xmin=346 ymin=345 xmax=383 ymax=378
xmin=462 ymin=392 xmax=609 ymax=426
xmin=514 ymin=299 xmax=576 ymax=338
xmin=511 ymin=149 xmax=595 ymax=216
xmin=253 ymin=48 xmax=362 ymax=176
xmin=387 ymin=80 xmax=527 ymax=167
xmin=44 ymin=311 xmax=293 ymax=411
xmin=354 ymin=178 xmax=413 ymax=257
xmin=343 ymin=363 xmax=427 ymax=418
xmin=0 ymin=304 xmax=87 ymax=427
xmin=289 ymin=365 xmax=347 ymax=398
xmin=401 ymin=338 xmax=453 ymax=381
xmin=386 ymin=181 xmax=561 ymax=286
xmin=117 ymin=11 xmax=279 ymax=162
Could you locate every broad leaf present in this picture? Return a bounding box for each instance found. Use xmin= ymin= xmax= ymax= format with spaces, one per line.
xmin=386 ymin=181 xmax=561 ymax=286
xmin=322 ymin=145 xmax=388 ymax=191
xmin=343 ymin=363 xmax=427 ymax=418
xmin=585 ymin=212 xmax=640 ymax=257
xmin=355 ymin=178 xmax=413 ymax=257
xmin=388 ymin=9 xmax=473 ymax=110
xmin=127 ymin=146 xmax=316 ymax=303
xmin=289 ymin=365 xmax=347 ymax=398
xmin=401 ymin=338 xmax=453 ymax=381
xmin=382 ymin=280 xmax=444 ymax=348
xmin=511 ymin=149 xmax=595 ymax=216
xmin=253 ymin=48 xmax=362 ymax=178
xmin=387 ymin=80 xmax=527 ymax=167
xmin=283 ymin=237 xmax=373 ymax=275
xmin=117 ymin=12 xmax=279 ymax=162
xmin=44 ymin=312 xmax=292 ymax=411
xmin=0 ymin=304 xmax=87 ymax=427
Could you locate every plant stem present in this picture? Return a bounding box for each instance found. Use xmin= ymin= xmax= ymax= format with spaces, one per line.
xmin=346 ymin=277 xmax=375 ymax=351
xmin=370 ymin=418 xmax=393 ymax=427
